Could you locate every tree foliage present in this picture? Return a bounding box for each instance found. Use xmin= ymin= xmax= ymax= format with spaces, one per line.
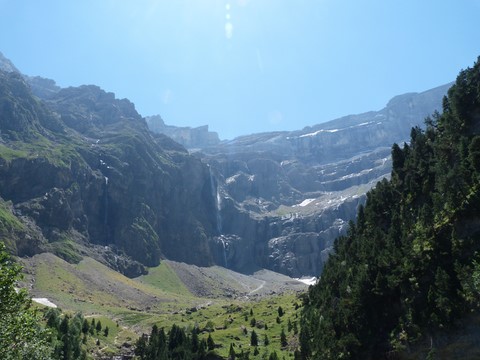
xmin=301 ymin=57 xmax=480 ymax=359
xmin=135 ymin=324 xmax=221 ymax=360
xmin=0 ymin=242 xmax=53 ymax=360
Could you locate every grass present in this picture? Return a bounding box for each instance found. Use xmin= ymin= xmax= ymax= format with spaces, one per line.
xmin=27 ymin=253 xmax=306 ymax=358
xmin=82 ymin=315 xmax=138 ymax=358
xmin=189 ymin=293 xmax=303 ymax=359
xmin=0 ymin=133 xmax=87 ymax=170
xmin=46 ymin=239 xmax=83 ymax=264
xmin=0 ymin=144 xmax=28 ymax=161
xmin=0 ymin=199 xmax=24 ymax=232
xmin=137 ymin=262 xmax=192 ymax=297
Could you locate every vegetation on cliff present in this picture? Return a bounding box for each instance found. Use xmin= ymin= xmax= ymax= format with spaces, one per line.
xmin=300 ymin=58 xmax=480 ymax=359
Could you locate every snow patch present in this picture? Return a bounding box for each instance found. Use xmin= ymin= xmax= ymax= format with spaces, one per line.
xmin=293 ymin=198 xmax=315 ymax=207
xmin=299 ymin=129 xmax=339 ymax=138
xmin=33 ymin=298 xmax=57 ymax=308
xmin=295 ymin=277 xmax=318 ymax=286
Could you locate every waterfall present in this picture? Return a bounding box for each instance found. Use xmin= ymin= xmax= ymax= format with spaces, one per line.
xmin=209 ymin=166 xmax=222 ymax=234
xmin=103 ymin=176 xmax=109 ymax=226
xmin=220 ymin=236 xmax=228 ymax=268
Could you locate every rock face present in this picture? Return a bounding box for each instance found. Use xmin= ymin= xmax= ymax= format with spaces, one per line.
xmin=199 ymin=83 xmax=450 ymax=276
xmin=0 ymin=68 xmax=220 ymax=276
xmin=0 ymin=52 xmax=451 ymax=278
xmin=146 ymin=115 xmax=220 ymax=149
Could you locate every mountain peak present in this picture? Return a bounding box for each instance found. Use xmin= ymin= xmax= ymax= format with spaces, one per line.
xmin=0 ymin=52 xmax=20 ymax=73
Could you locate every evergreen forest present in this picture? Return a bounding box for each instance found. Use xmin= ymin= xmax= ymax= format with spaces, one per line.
xmin=301 ymin=58 xmax=480 ymax=359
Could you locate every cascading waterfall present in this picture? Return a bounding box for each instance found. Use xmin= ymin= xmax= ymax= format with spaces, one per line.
xmin=209 ymin=166 xmax=228 ymax=268
xmin=103 ymin=176 xmax=109 ymax=226
xmin=220 ymin=237 xmax=228 ymax=268
xmin=209 ymin=166 xmax=222 ymax=233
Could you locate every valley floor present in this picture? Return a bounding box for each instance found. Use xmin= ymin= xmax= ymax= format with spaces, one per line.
xmin=19 ymin=253 xmax=308 ymax=359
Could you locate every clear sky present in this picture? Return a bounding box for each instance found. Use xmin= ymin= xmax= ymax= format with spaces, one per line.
xmin=1 ymin=0 xmax=479 ymax=139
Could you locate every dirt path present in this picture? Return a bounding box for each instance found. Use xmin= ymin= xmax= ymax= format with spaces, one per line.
xmin=248 ymin=280 xmax=266 ymax=295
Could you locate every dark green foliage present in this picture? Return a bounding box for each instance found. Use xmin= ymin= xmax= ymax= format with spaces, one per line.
xmin=207 ymin=333 xmax=215 ymax=351
xmin=81 ymin=319 xmax=89 ymax=335
xmin=301 ymin=57 xmax=480 ymax=359
xmin=250 ymin=330 xmax=258 ymax=346
xmin=0 ymin=242 xmax=53 ymax=359
xmin=95 ymin=319 xmax=102 ymax=334
xmin=277 ymin=306 xmax=284 ymax=317
xmin=135 ymin=324 xmax=216 ymax=360
xmin=264 ymin=334 xmax=270 ymax=346
xmin=229 ymin=343 xmax=236 ymax=360
xmin=44 ymin=311 xmax=90 ymax=360
xmin=268 ymin=351 xmax=279 ymax=360
xmin=280 ymin=328 xmax=287 ymax=348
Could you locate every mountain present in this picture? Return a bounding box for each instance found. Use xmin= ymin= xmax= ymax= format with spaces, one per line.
xmin=0 ymin=51 xmax=449 ymax=280
xmin=301 ymin=57 xmax=480 ymax=359
xmin=0 ymin=65 xmax=224 ymax=277
xmin=146 ymin=114 xmax=221 ymax=149
xmin=193 ymin=83 xmax=449 ymax=276
xmin=0 ymin=51 xmax=19 ymax=73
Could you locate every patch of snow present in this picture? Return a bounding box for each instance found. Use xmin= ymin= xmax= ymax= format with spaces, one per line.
xmin=299 ymin=129 xmax=339 ymax=138
xmin=293 ymin=198 xmax=315 ymax=207
xmin=225 ymin=175 xmax=237 ymax=184
xmin=32 ymin=298 xmax=57 ymax=308
xmin=295 ymin=277 xmax=318 ymax=286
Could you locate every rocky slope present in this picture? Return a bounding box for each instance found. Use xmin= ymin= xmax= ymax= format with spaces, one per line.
xmin=0 ymin=64 xmax=223 ymax=276
xmin=146 ymin=114 xmax=220 ymax=149
xmin=0 ymin=51 xmax=450 ymax=278
xmin=196 ymin=83 xmax=450 ymax=276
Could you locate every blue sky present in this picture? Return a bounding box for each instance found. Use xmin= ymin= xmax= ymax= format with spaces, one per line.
xmin=1 ymin=0 xmax=479 ymax=139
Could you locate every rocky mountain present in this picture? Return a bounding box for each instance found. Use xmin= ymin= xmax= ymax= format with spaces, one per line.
xmin=0 ymin=64 xmax=226 ymax=277
xmin=0 ymin=51 xmax=19 ymax=73
xmin=146 ymin=114 xmax=220 ymax=149
xmin=0 ymin=51 xmax=450 ymax=279
xmin=196 ymin=83 xmax=450 ymax=276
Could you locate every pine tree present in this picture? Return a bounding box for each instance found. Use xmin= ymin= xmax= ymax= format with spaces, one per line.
xmin=280 ymin=328 xmax=287 ymax=348
xmin=96 ymin=320 xmax=102 ymax=334
xmin=229 ymin=343 xmax=236 ymax=360
xmin=207 ymin=333 xmax=215 ymax=351
xmin=264 ymin=334 xmax=270 ymax=346
xmin=250 ymin=330 xmax=258 ymax=346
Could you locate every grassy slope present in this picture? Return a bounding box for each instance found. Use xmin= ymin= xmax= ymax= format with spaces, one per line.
xmin=23 ymin=253 xmax=306 ymax=358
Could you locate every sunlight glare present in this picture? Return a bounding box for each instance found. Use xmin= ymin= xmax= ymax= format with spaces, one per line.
xmin=225 ymin=22 xmax=234 ymax=39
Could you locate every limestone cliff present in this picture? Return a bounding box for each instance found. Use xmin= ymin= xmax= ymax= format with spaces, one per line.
xmin=0 ymin=69 xmax=219 ymax=276
xmin=200 ymin=83 xmax=450 ymax=276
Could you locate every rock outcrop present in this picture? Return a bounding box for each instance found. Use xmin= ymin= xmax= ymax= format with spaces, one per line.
xmin=0 ymin=68 xmax=220 ymax=276
xmin=199 ymin=83 xmax=450 ymax=276
xmin=0 ymin=51 xmax=451 ymax=278
xmin=146 ymin=115 xmax=220 ymax=149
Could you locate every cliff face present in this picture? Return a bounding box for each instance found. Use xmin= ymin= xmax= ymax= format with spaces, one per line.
xmin=0 ymin=51 xmax=451 ymax=278
xmin=146 ymin=115 xmax=220 ymax=149
xmin=200 ymin=83 xmax=450 ymax=276
xmin=0 ymin=69 xmax=218 ymax=276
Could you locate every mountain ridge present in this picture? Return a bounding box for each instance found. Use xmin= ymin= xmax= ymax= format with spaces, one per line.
xmin=0 ymin=51 xmax=450 ymax=279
